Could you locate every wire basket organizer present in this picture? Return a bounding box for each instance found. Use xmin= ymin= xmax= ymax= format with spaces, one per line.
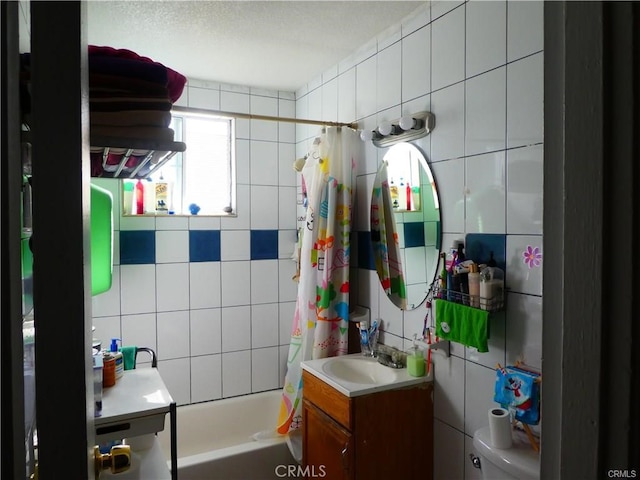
xmin=430 ymin=284 xmax=505 ymax=313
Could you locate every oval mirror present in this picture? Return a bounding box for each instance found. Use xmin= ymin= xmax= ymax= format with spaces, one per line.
xmin=370 ymin=143 xmax=441 ymax=310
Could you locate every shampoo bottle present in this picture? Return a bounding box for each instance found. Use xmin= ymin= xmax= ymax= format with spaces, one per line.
xmin=110 ymin=338 xmax=124 ymax=381
xmin=468 ymin=264 xmax=480 ymax=308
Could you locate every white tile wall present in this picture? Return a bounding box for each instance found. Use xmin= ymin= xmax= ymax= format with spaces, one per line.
xmin=156 ymin=263 xmax=190 ymax=312
xmin=402 ymin=26 xmax=430 ymax=102
xmin=120 ymin=265 xmax=156 ymax=315
xmin=464 ymin=361 xmax=499 ymax=436
xmin=221 ymin=261 xmax=251 ymax=307
xmin=466 ymin=1 xmax=506 ymax=78
xmin=252 ymin=346 xmax=280 ymax=392
xmin=157 ymin=310 xmax=190 ymax=360
xmin=506 ymin=144 xmax=544 ymax=235
xmin=465 ymin=67 xmax=506 ymax=156
xmin=221 ymin=230 xmax=251 ymax=261
xmin=158 ymin=357 xmax=191 ymax=405
xmin=430 ymin=83 xmax=465 ymax=162
xmin=356 ymin=56 xmax=377 ymax=120
xmin=431 ymin=4 xmax=465 ymax=91
xmin=434 ymin=419 xmax=465 ymax=480
xmin=506 ymin=234 xmax=543 ymax=296
xmin=507 ymin=52 xmax=544 ymax=149
xmin=251 ymin=260 xmax=279 ymax=304
xmin=293 ymin=2 xmax=544 ymax=476
xmin=93 ymin=83 xmax=299 ymax=409
xmin=189 ymin=262 xmax=221 ymax=309
xmin=464 ymin=151 xmax=506 ymax=233
xmin=121 ymin=313 xmax=157 ymax=353
xmin=250 ymin=141 xmax=279 ymax=186
xmin=221 ymin=306 xmax=251 ymax=352
xmin=190 ymin=308 xmax=222 ymax=356
xmin=222 ymin=350 xmax=251 ymax=397
xmin=91 ymin=3 xmax=544 ymax=472
xmin=250 ymin=185 xmax=279 ymax=229
xmin=376 ymin=42 xmax=402 ymax=112
xmin=251 ymin=303 xmax=279 ymax=348
xmin=191 ymin=354 xmax=222 ymax=403
xmin=507 ymin=0 xmax=544 ymax=62
xmin=433 ymin=354 xmax=465 ymax=431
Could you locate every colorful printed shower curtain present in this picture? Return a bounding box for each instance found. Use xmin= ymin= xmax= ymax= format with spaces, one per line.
xmin=371 ymin=162 xmax=406 ymax=309
xmin=277 ymin=127 xmax=356 ymax=438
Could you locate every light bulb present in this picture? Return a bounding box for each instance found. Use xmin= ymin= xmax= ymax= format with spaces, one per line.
xmin=360 ymin=130 xmax=373 ymax=142
xmin=399 ymin=116 xmax=416 ymax=130
xmin=378 ymin=121 xmax=393 ymax=136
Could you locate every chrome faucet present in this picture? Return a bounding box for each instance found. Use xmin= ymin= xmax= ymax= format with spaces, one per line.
xmin=375 ymin=346 xmax=405 ymax=369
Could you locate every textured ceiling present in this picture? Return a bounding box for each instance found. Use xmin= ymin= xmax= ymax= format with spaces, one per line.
xmin=86 ymin=1 xmax=425 ymax=92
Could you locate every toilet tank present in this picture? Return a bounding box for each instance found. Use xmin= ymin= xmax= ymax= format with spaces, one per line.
xmin=472 ymin=427 xmax=540 ymax=480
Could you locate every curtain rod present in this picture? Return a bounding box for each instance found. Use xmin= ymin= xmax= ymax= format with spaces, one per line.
xmin=171 ymin=105 xmax=358 ymax=129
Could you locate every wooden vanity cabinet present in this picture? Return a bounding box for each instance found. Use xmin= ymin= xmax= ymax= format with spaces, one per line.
xmin=302 ymin=370 xmax=434 ymax=480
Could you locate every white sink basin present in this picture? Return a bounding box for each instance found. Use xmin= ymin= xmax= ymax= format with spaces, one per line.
xmin=321 ymin=356 xmax=399 ymax=385
xmin=302 ymin=353 xmax=431 ymax=397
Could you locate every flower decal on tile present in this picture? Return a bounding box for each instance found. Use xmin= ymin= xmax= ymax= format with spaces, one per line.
xmin=523 ymin=245 xmax=542 ymax=269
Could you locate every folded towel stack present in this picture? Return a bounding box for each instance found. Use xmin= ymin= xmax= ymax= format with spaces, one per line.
xmin=88 ymin=45 xmax=187 ymax=177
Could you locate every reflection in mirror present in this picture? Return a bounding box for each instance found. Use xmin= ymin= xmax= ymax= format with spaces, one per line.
xmin=371 ymin=143 xmax=441 ymax=310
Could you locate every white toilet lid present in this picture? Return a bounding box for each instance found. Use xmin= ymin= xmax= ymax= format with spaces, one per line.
xmin=473 ymin=427 xmax=540 ymax=480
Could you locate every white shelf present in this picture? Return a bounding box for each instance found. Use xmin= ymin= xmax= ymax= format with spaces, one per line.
xmin=95 ymin=368 xmax=173 ymax=445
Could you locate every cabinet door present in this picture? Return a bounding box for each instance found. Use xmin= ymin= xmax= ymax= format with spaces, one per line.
xmin=303 ymin=399 xmax=354 ymax=480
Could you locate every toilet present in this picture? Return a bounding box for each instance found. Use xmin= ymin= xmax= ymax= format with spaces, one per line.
xmin=472 ymin=426 xmax=540 ymax=480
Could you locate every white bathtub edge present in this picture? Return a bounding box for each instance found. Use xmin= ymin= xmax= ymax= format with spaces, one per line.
xmin=171 ymin=436 xmax=287 ymax=470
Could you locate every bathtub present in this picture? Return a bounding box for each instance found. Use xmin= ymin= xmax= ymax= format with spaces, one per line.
xmin=157 ymin=390 xmax=300 ymax=480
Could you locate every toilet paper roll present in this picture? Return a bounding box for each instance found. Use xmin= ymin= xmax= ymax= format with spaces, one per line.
xmin=488 ymin=407 xmax=513 ymax=449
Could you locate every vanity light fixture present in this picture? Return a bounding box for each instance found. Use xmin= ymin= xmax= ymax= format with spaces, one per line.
xmin=361 ymin=111 xmax=436 ymax=148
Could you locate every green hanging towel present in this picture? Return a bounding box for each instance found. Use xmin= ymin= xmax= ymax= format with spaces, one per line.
xmin=120 ymin=345 xmax=137 ymax=370
xmin=434 ymin=299 xmax=490 ymax=352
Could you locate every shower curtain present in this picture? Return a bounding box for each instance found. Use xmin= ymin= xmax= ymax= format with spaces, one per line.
xmin=276 ymin=127 xmax=357 ymax=446
xmin=371 ymin=161 xmax=406 ymax=309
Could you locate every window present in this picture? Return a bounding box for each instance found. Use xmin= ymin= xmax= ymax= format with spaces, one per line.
xmin=123 ymin=109 xmax=235 ymax=216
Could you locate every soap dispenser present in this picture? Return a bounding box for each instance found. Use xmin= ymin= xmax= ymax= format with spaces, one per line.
xmin=110 ymin=338 xmax=124 ymax=381
xmin=406 ymin=335 xmax=426 ymax=377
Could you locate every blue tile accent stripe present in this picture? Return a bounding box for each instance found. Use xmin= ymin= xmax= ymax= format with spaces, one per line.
xmin=189 ymin=230 xmax=221 ymax=262
xmin=250 ymin=230 xmax=279 ymax=260
xmin=404 ymin=222 xmax=426 ymax=248
xmin=465 ymin=233 xmax=507 ymax=272
xmin=120 ymin=231 xmax=156 ymax=264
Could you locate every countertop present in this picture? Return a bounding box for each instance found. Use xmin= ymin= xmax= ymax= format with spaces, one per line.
xmin=301 ymin=353 xmax=432 ymax=397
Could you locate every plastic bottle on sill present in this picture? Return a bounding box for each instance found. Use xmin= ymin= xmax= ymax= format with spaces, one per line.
xmin=123 ymin=181 xmax=134 ymax=215
xmin=390 ymin=178 xmax=399 ymax=210
xmin=135 ymin=179 xmax=144 ymax=215
xmin=398 ymin=177 xmax=407 ymax=211
xmin=411 ymin=185 xmax=421 ymax=211
xmin=144 ymin=178 xmax=156 ymax=214
xmin=155 ymin=174 xmax=169 ymax=214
